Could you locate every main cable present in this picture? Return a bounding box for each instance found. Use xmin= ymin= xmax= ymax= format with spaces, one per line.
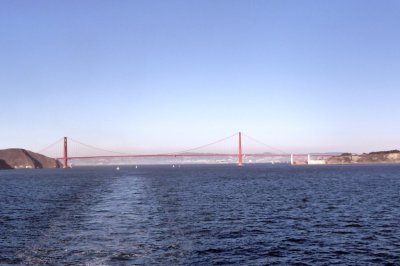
xmin=242 ymin=133 xmax=290 ymax=155
xmin=172 ymin=132 xmax=238 ymax=155
xmin=68 ymin=138 xmax=130 ymax=155
xmin=37 ymin=137 xmax=64 ymax=154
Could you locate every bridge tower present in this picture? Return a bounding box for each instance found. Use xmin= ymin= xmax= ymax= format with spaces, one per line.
xmin=63 ymin=137 xmax=68 ymax=168
xmin=238 ymin=132 xmax=243 ymax=167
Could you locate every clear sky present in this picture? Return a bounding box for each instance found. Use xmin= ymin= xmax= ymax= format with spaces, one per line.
xmin=1 ymin=0 xmax=399 ymax=154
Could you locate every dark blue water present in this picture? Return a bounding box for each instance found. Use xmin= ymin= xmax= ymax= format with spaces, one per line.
xmin=1 ymin=164 xmax=400 ymax=265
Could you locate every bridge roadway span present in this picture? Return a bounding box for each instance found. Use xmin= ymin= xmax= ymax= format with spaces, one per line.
xmin=58 ymin=153 xmax=331 ymax=160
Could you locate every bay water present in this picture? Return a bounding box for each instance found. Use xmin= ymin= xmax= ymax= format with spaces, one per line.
xmin=1 ymin=164 xmax=399 ymax=265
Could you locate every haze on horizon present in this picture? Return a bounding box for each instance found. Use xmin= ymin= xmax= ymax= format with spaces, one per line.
xmin=1 ymin=0 xmax=399 ymax=155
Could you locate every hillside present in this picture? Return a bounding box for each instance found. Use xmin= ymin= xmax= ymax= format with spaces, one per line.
xmin=327 ymin=150 xmax=400 ymax=164
xmin=0 ymin=149 xmax=62 ymax=169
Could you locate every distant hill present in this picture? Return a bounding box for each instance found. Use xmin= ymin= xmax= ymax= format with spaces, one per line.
xmin=0 ymin=149 xmax=62 ymax=170
xmin=327 ymin=150 xmax=400 ymax=164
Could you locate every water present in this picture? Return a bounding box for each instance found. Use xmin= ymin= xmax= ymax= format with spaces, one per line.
xmin=1 ymin=164 xmax=400 ymax=265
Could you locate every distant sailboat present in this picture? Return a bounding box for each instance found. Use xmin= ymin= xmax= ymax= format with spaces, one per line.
xmin=116 ymin=166 xmax=120 ymax=171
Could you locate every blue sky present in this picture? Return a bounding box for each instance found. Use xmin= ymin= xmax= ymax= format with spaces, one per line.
xmin=1 ymin=0 xmax=399 ymax=154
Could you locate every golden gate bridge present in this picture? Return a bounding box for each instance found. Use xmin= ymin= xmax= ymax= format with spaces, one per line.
xmin=38 ymin=132 xmax=334 ymax=168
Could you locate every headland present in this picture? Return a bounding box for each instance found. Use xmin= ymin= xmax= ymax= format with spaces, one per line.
xmin=326 ymin=150 xmax=400 ymax=164
xmin=0 ymin=149 xmax=61 ymax=170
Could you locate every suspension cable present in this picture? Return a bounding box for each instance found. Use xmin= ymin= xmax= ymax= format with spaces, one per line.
xmin=242 ymin=133 xmax=290 ymax=155
xmin=172 ymin=132 xmax=238 ymax=155
xmin=37 ymin=137 xmax=64 ymax=154
xmin=68 ymin=138 xmax=130 ymax=155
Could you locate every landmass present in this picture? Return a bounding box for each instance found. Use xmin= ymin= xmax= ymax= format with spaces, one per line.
xmin=326 ymin=150 xmax=400 ymax=164
xmin=1 ymin=148 xmax=400 ymax=169
xmin=0 ymin=149 xmax=62 ymax=170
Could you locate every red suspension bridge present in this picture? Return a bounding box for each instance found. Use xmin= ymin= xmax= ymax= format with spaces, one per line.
xmin=38 ymin=132 xmax=334 ymax=168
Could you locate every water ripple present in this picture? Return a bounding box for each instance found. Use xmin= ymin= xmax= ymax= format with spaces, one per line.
xmin=1 ymin=165 xmax=400 ymax=265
